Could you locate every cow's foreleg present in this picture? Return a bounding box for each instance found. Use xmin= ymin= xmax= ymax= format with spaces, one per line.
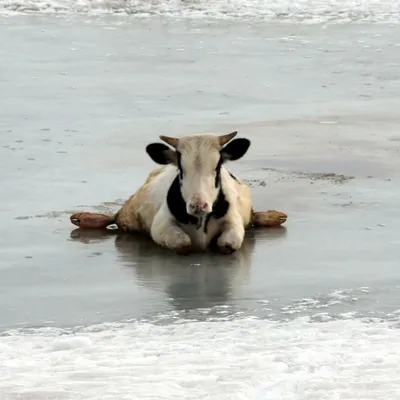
xmin=151 ymin=214 xmax=192 ymax=254
xmin=217 ymin=215 xmax=245 ymax=255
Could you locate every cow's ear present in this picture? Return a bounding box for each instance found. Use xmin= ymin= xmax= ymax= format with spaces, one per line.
xmin=221 ymin=138 xmax=251 ymax=162
xmin=146 ymin=143 xmax=177 ymax=165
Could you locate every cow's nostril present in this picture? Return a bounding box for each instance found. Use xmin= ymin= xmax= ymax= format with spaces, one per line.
xmin=189 ymin=202 xmax=208 ymax=214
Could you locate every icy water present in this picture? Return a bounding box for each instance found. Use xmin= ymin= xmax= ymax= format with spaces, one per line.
xmin=1 ymin=3 xmax=400 ymax=399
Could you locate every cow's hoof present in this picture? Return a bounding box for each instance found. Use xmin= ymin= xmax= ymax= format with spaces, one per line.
xmin=216 ymin=230 xmax=242 ymax=254
xmin=175 ymin=245 xmax=192 ymax=255
xmin=70 ymin=212 xmax=115 ymax=229
xmin=252 ymin=210 xmax=287 ymax=227
xmin=166 ymin=230 xmax=192 ymax=255
xmin=218 ymin=244 xmax=236 ymax=255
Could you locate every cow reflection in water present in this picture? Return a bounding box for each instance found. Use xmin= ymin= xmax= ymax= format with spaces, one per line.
xmin=70 ymin=227 xmax=286 ymax=312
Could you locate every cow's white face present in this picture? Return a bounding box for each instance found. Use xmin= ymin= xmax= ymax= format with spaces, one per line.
xmin=146 ymin=132 xmax=251 ymax=217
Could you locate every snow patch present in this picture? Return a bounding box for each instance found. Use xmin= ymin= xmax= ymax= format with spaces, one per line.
xmin=1 ymin=316 xmax=400 ymax=399
xmin=1 ymin=0 xmax=400 ymax=23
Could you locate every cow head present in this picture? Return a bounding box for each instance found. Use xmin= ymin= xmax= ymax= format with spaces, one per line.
xmin=146 ymin=131 xmax=251 ymax=217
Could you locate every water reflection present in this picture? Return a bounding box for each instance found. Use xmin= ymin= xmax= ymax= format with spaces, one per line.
xmin=70 ymin=227 xmax=287 ymax=313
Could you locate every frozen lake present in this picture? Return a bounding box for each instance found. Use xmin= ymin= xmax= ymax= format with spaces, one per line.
xmin=1 ymin=7 xmax=400 ymax=400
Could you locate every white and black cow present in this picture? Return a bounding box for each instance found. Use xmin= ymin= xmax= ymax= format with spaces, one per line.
xmin=70 ymin=131 xmax=287 ymax=254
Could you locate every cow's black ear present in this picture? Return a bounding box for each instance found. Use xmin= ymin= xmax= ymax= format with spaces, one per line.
xmin=221 ymin=138 xmax=251 ymax=162
xmin=146 ymin=143 xmax=177 ymax=165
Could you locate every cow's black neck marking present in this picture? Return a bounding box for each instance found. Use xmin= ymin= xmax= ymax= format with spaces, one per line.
xmin=204 ymin=187 xmax=230 ymax=234
xmin=167 ymin=175 xmax=198 ymax=225
xmin=167 ymin=174 xmax=230 ymax=231
xmin=215 ymin=156 xmax=223 ymax=188
xmin=212 ymin=188 xmax=230 ymax=219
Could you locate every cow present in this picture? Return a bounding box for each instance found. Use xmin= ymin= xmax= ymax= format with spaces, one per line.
xmin=70 ymin=131 xmax=287 ymax=254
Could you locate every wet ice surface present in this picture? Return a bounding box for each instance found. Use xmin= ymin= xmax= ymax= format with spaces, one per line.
xmin=1 ymin=14 xmax=400 ymax=399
